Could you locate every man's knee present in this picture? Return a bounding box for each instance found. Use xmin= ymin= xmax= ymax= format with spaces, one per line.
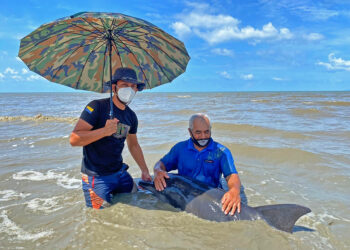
xmin=117 ymin=171 xmax=135 ymax=193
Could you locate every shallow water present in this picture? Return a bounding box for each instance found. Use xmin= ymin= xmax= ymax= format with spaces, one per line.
xmin=0 ymin=91 xmax=349 ymax=249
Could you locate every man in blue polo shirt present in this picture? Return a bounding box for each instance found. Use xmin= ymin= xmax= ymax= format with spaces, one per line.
xmin=153 ymin=113 xmax=241 ymax=215
xmin=70 ymin=68 xmax=151 ymax=209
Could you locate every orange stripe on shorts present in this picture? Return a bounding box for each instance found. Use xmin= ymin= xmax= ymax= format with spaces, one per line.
xmin=89 ymin=188 xmax=104 ymax=209
xmin=82 ymin=174 xmax=89 ymax=184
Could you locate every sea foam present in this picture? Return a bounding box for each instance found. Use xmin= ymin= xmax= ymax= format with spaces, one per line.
xmin=13 ymin=170 xmax=81 ymax=189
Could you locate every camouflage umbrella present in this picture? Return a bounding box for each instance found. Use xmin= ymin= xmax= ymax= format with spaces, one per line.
xmin=18 ymin=12 xmax=190 ymax=117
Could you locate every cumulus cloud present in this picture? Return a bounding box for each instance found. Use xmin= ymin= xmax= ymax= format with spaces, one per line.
xmin=11 ymin=75 xmax=22 ymax=80
xmin=220 ymin=71 xmax=232 ymax=79
xmin=4 ymin=67 xmax=18 ymax=74
xmin=318 ymin=53 xmax=350 ymax=71
xmin=211 ymin=48 xmax=234 ymax=57
xmin=241 ymin=74 xmax=253 ymax=80
xmin=172 ymin=9 xmax=293 ymax=44
xmin=1 ymin=67 xmax=43 ymax=81
xmin=304 ymin=33 xmax=324 ymax=41
xmin=171 ymin=22 xmax=192 ymax=38
xmin=26 ymin=74 xmax=41 ymax=81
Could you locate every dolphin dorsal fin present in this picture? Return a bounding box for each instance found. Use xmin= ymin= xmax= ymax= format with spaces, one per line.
xmin=254 ymin=204 xmax=311 ymax=233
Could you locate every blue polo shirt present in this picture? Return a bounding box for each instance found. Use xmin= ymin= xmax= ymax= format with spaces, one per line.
xmin=160 ymin=138 xmax=237 ymax=188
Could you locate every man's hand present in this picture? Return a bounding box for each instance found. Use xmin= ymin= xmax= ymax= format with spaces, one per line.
xmin=154 ymin=170 xmax=169 ymax=191
xmin=141 ymin=169 xmax=152 ymax=182
xmin=103 ymin=118 xmax=119 ymax=136
xmin=221 ymin=189 xmax=241 ymax=215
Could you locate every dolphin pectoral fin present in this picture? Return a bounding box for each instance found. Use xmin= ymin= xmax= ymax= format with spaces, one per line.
xmin=254 ymin=204 xmax=311 ymax=233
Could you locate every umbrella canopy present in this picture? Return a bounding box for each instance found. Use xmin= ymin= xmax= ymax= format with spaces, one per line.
xmin=18 ymin=12 xmax=190 ymax=93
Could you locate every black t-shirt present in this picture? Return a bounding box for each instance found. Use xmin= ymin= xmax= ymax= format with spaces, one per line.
xmin=79 ymin=98 xmax=138 ymax=176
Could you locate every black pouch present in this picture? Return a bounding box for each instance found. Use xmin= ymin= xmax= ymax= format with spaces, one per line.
xmin=121 ymin=163 xmax=129 ymax=172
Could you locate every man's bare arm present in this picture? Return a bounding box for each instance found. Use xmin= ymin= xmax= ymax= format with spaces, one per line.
xmin=69 ymin=118 xmax=118 ymax=146
xmin=221 ymin=173 xmax=241 ymax=215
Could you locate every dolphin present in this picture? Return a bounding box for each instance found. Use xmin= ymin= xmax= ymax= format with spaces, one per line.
xmin=138 ymin=174 xmax=311 ymax=233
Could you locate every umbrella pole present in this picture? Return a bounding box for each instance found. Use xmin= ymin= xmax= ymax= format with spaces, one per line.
xmin=108 ymin=30 xmax=114 ymax=119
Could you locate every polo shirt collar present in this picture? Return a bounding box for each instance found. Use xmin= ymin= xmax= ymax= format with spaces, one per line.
xmin=187 ymin=138 xmax=214 ymax=152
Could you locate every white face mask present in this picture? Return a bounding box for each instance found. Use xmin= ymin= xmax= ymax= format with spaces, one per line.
xmin=197 ymin=139 xmax=210 ymax=147
xmin=117 ymin=87 xmax=136 ymax=105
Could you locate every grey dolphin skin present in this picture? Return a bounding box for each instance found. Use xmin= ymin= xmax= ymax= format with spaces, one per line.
xmin=138 ymin=174 xmax=311 ymax=233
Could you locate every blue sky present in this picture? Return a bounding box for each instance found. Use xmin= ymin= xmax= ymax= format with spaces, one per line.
xmin=1 ymin=0 xmax=350 ymax=92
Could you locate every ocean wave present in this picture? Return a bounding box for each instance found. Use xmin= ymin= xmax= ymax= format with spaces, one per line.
xmin=212 ymin=122 xmax=311 ymax=139
xmin=318 ymin=101 xmax=350 ymax=106
xmin=225 ymin=142 xmax=322 ymax=165
xmin=0 ymin=190 xmax=31 ymax=202
xmin=0 ymin=210 xmax=53 ymax=241
xmin=291 ymin=108 xmax=330 ymax=117
xmin=12 ymin=170 xmax=81 ymax=189
xmin=26 ymin=197 xmax=63 ymax=214
xmin=0 ymin=114 xmax=78 ymax=123
xmin=250 ymin=99 xmax=280 ymax=103
xmin=168 ymin=110 xmax=199 ymax=116
xmin=0 ymin=135 xmax=70 ymax=146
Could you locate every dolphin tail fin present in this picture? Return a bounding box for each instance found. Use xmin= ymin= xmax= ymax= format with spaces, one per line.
xmin=255 ymin=204 xmax=311 ymax=233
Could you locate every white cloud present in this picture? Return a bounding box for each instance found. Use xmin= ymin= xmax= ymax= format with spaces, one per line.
xmin=304 ymin=33 xmax=324 ymax=41
xmin=16 ymin=57 xmax=22 ymax=62
xmin=4 ymin=67 xmax=18 ymax=75
xmin=22 ymin=68 xmax=29 ymax=74
xmin=261 ymin=1 xmax=339 ymax=21
xmin=182 ymin=12 xmax=239 ymax=29
xmin=184 ymin=2 xmax=210 ymax=11
xmin=241 ymin=74 xmax=253 ymax=80
xmin=318 ymin=53 xmax=350 ymax=71
xmin=172 ymin=9 xmax=293 ymax=44
xmin=26 ymin=74 xmax=41 ymax=81
xmin=171 ymin=22 xmax=192 ymax=38
xmin=211 ymin=48 xmax=234 ymax=57
xmin=11 ymin=75 xmax=22 ymax=80
xmin=0 ymin=73 xmax=4 ymax=79
xmin=272 ymin=77 xmax=284 ymax=81
xmin=220 ymin=71 xmax=232 ymax=79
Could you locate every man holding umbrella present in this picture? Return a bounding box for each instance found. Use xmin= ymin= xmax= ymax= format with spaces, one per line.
xmin=18 ymin=12 xmax=190 ymax=209
xmin=70 ymin=67 xmax=152 ymax=209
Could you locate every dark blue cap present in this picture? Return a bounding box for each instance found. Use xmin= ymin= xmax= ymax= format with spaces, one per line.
xmin=112 ymin=67 xmax=145 ymax=91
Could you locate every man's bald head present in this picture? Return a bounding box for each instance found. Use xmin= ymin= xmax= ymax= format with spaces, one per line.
xmin=189 ymin=113 xmax=211 ymax=131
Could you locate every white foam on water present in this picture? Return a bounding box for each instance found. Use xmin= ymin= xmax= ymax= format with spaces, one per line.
xmin=13 ymin=170 xmax=81 ymax=189
xmin=26 ymin=197 xmax=62 ymax=213
xmin=316 ymin=212 xmax=350 ymax=223
xmin=0 ymin=210 xmax=53 ymax=241
xmin=298 ymin=212 xmax=337 ymax=249
xmin=0 ymin=190 xmax=31 ymax=201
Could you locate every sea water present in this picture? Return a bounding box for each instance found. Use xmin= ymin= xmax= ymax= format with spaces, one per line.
xmin=0 ymin=91 xmax=349 ymax=249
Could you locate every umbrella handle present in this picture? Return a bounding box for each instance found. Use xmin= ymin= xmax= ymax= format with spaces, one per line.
xmin=109 ymin=85 xmax=113 ymax=119
xmin=108 ymin=29 xmax=114 ymax=119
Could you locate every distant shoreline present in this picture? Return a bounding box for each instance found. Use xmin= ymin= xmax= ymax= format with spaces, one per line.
xmin=0 ymin=90 xmax=349 ymax=94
